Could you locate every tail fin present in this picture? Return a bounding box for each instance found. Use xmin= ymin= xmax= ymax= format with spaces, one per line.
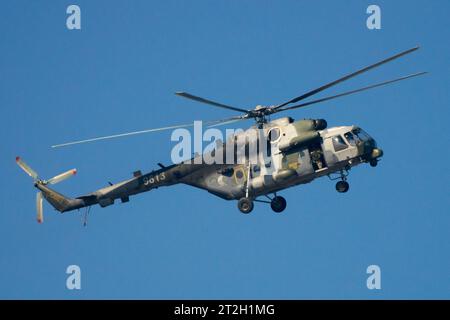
xmin=16 ymin=157 xmax=78 ymax=223
xmin=35 ymin=183 xmax=76 ymax=213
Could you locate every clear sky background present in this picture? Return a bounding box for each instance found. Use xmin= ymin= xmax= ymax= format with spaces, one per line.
xmin=0 ymin=0 xmax=449 ymax=299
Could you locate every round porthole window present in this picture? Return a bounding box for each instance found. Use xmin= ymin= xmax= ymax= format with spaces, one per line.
xmin=235 ymin=170 xmax=244 ymax=179
xmin=268 ymin=127 xmax=281 ymax=143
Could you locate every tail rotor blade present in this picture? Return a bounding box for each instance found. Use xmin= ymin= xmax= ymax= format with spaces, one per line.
xmin=36 ymin=192 xmax=43 ymax=224
xmin=16 ymin=157 xmax=38 ymax=180
xmin=47 ymin=169 xmax=77 ymax=185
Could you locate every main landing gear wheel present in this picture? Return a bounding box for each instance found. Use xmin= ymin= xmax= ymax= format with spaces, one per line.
xmin=270 ymin=196 xmax=287 ymax=213
xmin=335 ymin=180 xmax=350 ymax=193
xmin=238 ymin=198 xmax=254 ymax=214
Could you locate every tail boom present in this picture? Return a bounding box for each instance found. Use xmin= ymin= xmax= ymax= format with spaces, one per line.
xmin=28 ymin=161 xmax=200 ymax=216
xmin=35 ymin=184 xmax=86 ymax=213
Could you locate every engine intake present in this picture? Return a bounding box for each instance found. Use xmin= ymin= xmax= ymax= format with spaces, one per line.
xmin=313 ymin=119 xmax=327 ymax=130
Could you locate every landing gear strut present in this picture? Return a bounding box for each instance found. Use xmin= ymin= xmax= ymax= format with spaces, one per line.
xmin=238 ymin=197 xmax=254 ymax=214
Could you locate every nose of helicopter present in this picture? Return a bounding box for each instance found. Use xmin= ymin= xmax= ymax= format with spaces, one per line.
xmin=356 ymin=133 xmax=383 ymax=166
xmin=370 ymin=147 xmax=383 ymax=159
xmin=365 ymin=141 xmax=383 ymax=167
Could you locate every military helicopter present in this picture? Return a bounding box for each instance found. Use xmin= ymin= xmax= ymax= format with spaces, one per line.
xmin=16 ymin=46 xmax=425 ymax=222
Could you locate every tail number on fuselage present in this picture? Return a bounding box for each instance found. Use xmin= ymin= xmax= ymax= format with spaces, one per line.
xmin=143 ymin=172 xmax=166 ymax=186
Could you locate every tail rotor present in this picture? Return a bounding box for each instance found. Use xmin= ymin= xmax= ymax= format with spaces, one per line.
xmin=16 ymin=157 xmax=77 ymax=223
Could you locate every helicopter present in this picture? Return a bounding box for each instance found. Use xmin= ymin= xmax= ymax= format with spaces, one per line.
xmin=16 ymin=46 xmax=426 ymax=222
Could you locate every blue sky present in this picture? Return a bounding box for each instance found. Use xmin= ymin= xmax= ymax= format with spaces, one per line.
xmin=1 ymin=0 xmax=449 ymax=299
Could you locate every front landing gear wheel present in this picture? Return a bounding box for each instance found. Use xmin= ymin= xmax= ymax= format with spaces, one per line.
xmin=270 ymin=196 xmax=287 ymax=213
xmin=238 ymin=198 xmax=254 ymax=214
xmin=369 ymin=159 xmax=378 ymax=167
xmin=336 ymin=181 xmax=349 ymax=193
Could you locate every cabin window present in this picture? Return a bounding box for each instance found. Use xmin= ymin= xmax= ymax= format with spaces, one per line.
xmin=252 ymin=165 xmax=261 ymax=177
xmin=332 ymin=135 xmax=348 ymax=152
xmin=344 ymin=132 xmax=356 ymax=146
xmin=268 ymin=128 xmax=280 ymax=143
xmin=221 ymin=168 xmax=234 ymax=177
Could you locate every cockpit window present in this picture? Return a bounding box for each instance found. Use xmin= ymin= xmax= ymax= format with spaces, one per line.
xmin=332 ymin=135 xmax=348 ymax=152
xmin=344 ymin=132 xmax=356 ymax=146
xmin=352 ymin=128 xmax=370 ymax=141
xmin=359 ymin=129 xmax=371 ymax=140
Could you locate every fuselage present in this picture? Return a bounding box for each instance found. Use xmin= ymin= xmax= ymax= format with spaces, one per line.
xmin=36 ymin=117 xmax=383 ymax=212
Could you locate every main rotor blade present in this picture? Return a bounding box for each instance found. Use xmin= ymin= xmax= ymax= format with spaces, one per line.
xmin=275 ymin=46 xmax=420 ymax=110
xmin=274 ymin=71 xmax=427 ymax=113
xmin=175 ymin=92 xmax=249 ymax=113
xmin=51 ymin=116 xmax=247 ymax=148
xmin=206 ymin=117 xmax=248 ymax=128
xmin=51 ymin=123 xmax=199 ymax=148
